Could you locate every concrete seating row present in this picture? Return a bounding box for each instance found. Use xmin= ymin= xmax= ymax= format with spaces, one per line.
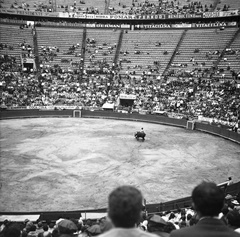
xmin=36 ymin=27 xmax=83 ymax=70
xmin=0 ymin=24 xmax=33 ymax=64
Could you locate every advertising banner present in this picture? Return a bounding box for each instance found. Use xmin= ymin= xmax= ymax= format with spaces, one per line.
xmin=203 ymin=12 xmax=220 ymax=18
xmin=172 ymin=23 xmax=192 ymax=28
xmin=195 ymin=22 xmax=227 ymax=27
xmin=119 ymin=94 xmax=136 ymax=100
xmin=135 ymin=24 xmax=171 ymax=29
xmin=0 ymin=9 xmax=239 ymax=20
xmin=219 ymin=10 xmax=238 ymax=17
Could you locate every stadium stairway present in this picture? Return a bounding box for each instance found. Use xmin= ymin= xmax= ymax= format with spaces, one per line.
xmin=216 ymin=28 xmax=240 ymax=78
xmin=32 ymin=28 xmax=40 ymax=72
xmin=113 ymin=29 xmax=124 ymax=65
xmin=215 ymin=27 xmax=240 ymax=67
xmin=80 ymin=28 xmax=87 ymax=77
xmin=104 ymin=0 xmax=110 ymax=14
xmin=212 ymin=0 xmax=221 ymax=11
xmin=163 ymin=29 xmax=187 ymax=76
xmin=84 ymin=28 xmax=120 ymax=72
xmin=119 ymin=29 xmax=183 ymax=76
xmin=168 ymin=27 xmax=237 ymax=78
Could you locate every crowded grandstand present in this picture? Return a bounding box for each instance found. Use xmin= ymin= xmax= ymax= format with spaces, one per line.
xmin=0 ymin=0 xmax=240 ymax=236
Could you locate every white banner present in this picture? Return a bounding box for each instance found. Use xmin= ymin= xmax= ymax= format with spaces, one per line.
xmin=119 ymin=94 xmax=136 ymax=100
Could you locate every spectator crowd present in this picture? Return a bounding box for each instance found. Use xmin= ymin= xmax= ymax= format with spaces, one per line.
xmin=0 ymin=17 xmax=240 ymax=131
xmin=3 ymin=0 xmax=237 ymax=16
xmin=1 ymin=46 xmax=239 ymax=130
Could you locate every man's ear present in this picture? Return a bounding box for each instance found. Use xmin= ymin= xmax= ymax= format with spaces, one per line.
xmin=192 ymin=202 xmax=201 ymax=220
xmin=192 ymin=202 xmax=196 ymax=211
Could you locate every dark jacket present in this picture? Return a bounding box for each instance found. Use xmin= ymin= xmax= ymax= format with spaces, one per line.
xmin=170 ymin=218 xmax=240 ymax=237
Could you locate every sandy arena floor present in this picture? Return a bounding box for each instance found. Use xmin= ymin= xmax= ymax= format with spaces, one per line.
xmin=0 ymin=118 xmax=240 ymax=212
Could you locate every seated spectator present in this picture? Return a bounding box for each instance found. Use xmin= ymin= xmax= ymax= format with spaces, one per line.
xmin=220 ymin=204 xmax=229 ymax=225
xmin=97 ymin=185 xmax=158 ymax=237
xmin=178 ymin=216 xmax=187 ymax=229
xmin=48 ymin=223 xmax=55 ymax=233
xmin=147 ymin=214 xmax=169 ymax=236
xmin=99 ymin=217 xmax=113 ymax=234
xmin=38 ymin=224 xmax=52 ymax=237
xmin=22 ymin=220 xmax=34 ymax=235
xmin=170 ymin=181 xmax=240 ymax=237
xmin=163 ymin=222 xmax=176 ymax=234
xmin=36 ymin=221 xmax=44 ymax=236
xmin=57 ymin=219 xmax=78 ymax=237
xmin=27 ymin=225 xmax=37 ymax=237
xmin=185 ymin=214 xmax=193 ymax=227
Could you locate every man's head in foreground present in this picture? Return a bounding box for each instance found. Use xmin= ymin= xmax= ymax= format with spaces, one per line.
xmin=108 ymin=185 xmax=143 ymax=228
xmin=192 ymin=181 xmax=225 ymax=218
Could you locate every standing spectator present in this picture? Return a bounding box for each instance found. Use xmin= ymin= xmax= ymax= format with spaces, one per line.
xmin=170 ymin=181 xmax=240 ymax=237
xmin=97 ymin=185 xmax=158 ymax=237
xmin=227 ymin=177 xmax=234 ymax=185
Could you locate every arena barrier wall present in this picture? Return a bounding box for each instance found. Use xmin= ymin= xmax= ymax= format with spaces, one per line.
xmin=146 ymin=181 xmax=240 ymax=214
xmin=0 ymin=109 xmax=73 ymax=119
xmin=0 ymin=109 xmax=240 ymax=219
xmin=195 ymin=121 xmax=240 ymax=144
xmin=1 ymin=109 xmax=238 ymax=143
xmin=80 ymin=110 xmax=187 ymax=127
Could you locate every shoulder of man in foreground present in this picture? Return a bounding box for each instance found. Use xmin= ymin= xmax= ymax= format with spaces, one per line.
xmin=169 ymin=226 xmax=193 ymax=237
xmin=98 ymin=227 xmax=159 ymax=237
xmin=169 ymin=225 xmax=240 ymax=237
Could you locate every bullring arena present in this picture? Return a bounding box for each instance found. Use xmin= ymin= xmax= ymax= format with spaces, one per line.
xmin=0 ymin=114 xmax=240 ymax=212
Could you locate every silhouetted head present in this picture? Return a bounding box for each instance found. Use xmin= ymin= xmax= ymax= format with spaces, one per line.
xmin=192 ymin=181 xmax=225 ymax=217
xmin=108 ymin=185 xmax=143 ymax=228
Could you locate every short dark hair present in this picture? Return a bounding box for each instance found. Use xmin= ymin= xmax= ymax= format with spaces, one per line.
xmin=163 ymin=222 xmax=176 ymax=233
xmin=108 ymin=185 xmax=143 ymax=228
xmin=227 ymin=209 xmax=240 ymax=227
xmin=43 ymin=224 xmax=48 ymax=231
xmin=186 ymin=213 xmax=192 ymax=221
xmin=37 ymin=221 xmax=43 ymax=228
xmin=192 ymin=181 xmax=225 ymax=216
xmin=29 ymin=225 xmax=36 ymax=231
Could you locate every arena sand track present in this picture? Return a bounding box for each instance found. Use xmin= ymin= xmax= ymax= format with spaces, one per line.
xmin=0 ymin=118 xmax=240 ymax=212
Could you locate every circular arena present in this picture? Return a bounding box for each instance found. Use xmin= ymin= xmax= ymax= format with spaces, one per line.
xmin=0 ymin=113 xmax=240 ymax=213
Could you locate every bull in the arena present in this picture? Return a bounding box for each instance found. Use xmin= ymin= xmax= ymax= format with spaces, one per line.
xmin=135 ymin=131 xmax=146 ymax=141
